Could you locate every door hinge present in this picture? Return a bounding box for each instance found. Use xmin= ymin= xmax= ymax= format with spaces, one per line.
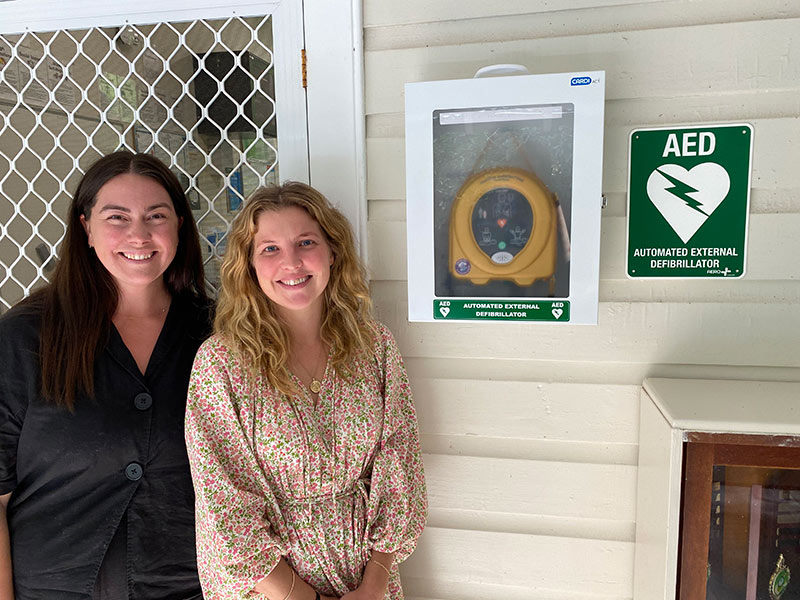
xmin=301 ymin=48 xmax=307 ymax=88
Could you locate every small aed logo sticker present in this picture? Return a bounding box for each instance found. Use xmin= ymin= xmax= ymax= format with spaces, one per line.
xmin=570 ymin=76 xmax=592 ymax=86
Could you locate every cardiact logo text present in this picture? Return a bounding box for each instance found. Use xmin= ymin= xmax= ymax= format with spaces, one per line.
xmin=570 ymin=76 xmax=592 ymax=86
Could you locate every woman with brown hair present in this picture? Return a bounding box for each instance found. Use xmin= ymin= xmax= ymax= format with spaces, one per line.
xmin=185 ymin=182 xmax=426 ymax=600
xmin=0 ymin=151 xmax=211 ymax=599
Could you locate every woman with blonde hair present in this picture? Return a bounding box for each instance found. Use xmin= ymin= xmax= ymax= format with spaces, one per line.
xmin=185 ymin=182 xmax=426 ymax=600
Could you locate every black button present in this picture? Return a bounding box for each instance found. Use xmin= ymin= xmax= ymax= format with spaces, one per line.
xmin=134 ymin=392 xmax=152 ymax=410
xmin=125 ymin=462 xmax=143 ymax=481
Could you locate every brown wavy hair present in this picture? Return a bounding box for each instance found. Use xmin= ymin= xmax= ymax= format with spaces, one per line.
xmin=214 ymin=182 xmax=374 ymax=395
xmin=23 ymin=151 xmax=207 ymax=409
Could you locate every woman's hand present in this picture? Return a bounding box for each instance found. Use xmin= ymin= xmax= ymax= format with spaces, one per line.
xmin=339 ymin=586 xmax=384 ymax=600
xmin=0 ymin=493 xmax=13 ymax=600
xmin=254 ymin=559 xmax=340 ymax=600
xmin=339 ymin=553 xmax=393 ymax=600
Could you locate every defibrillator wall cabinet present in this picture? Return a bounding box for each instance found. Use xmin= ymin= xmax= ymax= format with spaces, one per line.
xmin=405 ymin=71 xmax=605 ymax=324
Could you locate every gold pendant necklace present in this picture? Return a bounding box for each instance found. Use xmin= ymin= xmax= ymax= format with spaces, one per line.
xmin=294 ymin=343 xmax=326 ymax=395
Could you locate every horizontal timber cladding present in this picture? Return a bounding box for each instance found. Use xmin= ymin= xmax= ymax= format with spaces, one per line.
xmin=401 ymin=528 xmax=633 ymax=599
xmin=364 ymin=18 xmax=800 ymax=114
xmin=374 ymin=286 xmax=800 ymax=368
xmin=365 ymin=3 xmax=800 ymax=52
xmin=422 ymin=454 xmax=636 ymax=524
xmin=366 ymin=116 xmax=800 ymax=210
xmin=364 ymin=0 xmax=666 ymax=28
xmin=364 ymin=0 xmax=800 ymax=597
xmin=412 ymin=380 xmax=638 ymax=444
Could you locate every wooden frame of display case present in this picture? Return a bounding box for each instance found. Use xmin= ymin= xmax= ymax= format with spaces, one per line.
xmin=633 ymin=378 xmax=800 ymax=600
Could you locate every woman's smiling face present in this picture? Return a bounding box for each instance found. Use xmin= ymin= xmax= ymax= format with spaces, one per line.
xmin=80 ymin=173 xmax=181 ymax=295
xmin=251 ymin=206 xmax=333 ymax=320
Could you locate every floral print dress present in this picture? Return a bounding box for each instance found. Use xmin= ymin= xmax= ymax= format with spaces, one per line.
xmin=185 ymin=323 xmax=427 ymax=600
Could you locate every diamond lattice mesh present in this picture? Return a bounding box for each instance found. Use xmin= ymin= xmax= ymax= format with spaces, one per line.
xmin=0 ymin=15 xmax=279 ymax=310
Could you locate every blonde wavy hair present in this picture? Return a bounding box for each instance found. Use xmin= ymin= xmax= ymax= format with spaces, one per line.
xmin=214 ymin=182 xmax=376 ymax=395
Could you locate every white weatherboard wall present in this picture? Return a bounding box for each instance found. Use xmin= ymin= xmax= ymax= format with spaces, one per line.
xmin=363 ymin=2 xmax=800 ymax=599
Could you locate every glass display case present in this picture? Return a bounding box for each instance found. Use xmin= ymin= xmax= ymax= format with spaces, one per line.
xmin=633 ymin=378 xmax=800 ymax=600
xmin=678 ymin=433 xmax=800 ymax=600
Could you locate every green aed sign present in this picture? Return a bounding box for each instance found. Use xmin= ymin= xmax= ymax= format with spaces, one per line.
xmin=627 ymin=124 xmax=753 ymax=278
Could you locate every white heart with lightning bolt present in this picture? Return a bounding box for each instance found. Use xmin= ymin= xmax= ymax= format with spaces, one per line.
xmin=646 ymin=163 xmax=730 ymax=244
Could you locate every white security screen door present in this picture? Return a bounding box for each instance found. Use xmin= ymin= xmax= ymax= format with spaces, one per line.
xmin=0 ymin=0 xmax=308 ymax=307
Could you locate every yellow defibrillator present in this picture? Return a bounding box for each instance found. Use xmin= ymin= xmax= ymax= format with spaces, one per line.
xmin=449 ymin=167 xmax=558 ymax=290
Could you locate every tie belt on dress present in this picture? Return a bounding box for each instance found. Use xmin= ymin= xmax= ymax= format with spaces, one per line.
xmin=281 ymin=479 xmax=374 ymax=566
xmin=283 ymin=478 xmax=370 ymax=507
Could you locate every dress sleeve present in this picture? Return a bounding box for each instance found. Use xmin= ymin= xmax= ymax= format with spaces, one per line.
xmin=185 ymin=338 xmax=285 ymax=599
xmin=365 ymin=325 xmax=427 ymax=562
xmin=0 ymin=310 xmax=37 ymax=495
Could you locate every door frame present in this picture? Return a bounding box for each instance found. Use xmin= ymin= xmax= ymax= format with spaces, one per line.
xmin=303 ymin=0 xmax=367 ymax=258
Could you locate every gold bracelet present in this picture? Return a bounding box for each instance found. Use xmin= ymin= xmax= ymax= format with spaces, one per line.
xmin=370 ymin=559 xmax=391 ymax=577
xmin=281 ymin=569 xmax=296 ymax=600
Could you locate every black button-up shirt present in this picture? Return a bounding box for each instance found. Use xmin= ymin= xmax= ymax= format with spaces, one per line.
xmin=0 ymin=295 xmax=212 ymax=599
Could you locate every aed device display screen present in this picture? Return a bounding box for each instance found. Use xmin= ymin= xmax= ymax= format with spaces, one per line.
xmin=471 ymin=187 xmax=533 ymax=265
